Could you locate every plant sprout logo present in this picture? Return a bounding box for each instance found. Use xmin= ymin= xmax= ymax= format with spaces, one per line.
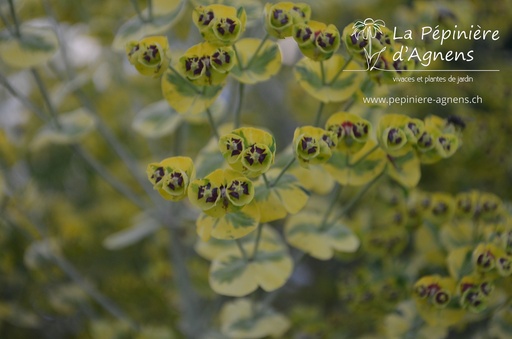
xmin=351 ymin=18 xmax=387 ymax=71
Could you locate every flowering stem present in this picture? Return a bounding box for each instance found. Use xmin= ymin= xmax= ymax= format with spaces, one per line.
xmin=262 ymin=173 xmax=271 ymax=188
xmin=30 ymin=68 xmax=61 ymax=129
xmin=72 ymin=145 xmax=148 ymax=209
xmin=130 ymin=0 xmax=147 ymax=23
xmin=244 ymin=33 xmax=269 ymax=70
xmin=320 ymin=183 xmax=342 ymax=229
xmin=0 ymin=8 xmax=15 ymax=37
xmin=1 ymin=194 xmax=139 ymax=331
xmin=168 ymin=64 xmax=202 ymax=95
xmin=338 ymin=170 xmax=384 ymax=217
xmin=271 ymin=157 xmax=296 ymax=187
xmin=320 ymin=60 xmax=326 ymax=85
xmin=251 ymin=224 xmax=264 ymax=260
xmin=350 ymin=144 xmax=380 ymax=166
xmin=52 ymin=253 xmax=140 ymax=330
xmin=0 ymin=72 xmax=47 ymax=121
xmin=314 ymin=101 xmax=325 ymax=126
xmin=147 ymin=0 xmax=153 ymax=22
xmin=168 ymin=218 xmax=204 ymax=336
xmin=4 ymin=68 xmax=147 ymax=209
xmin=328 ymin=55 xmax=353 ymax=85
xmin=41 ymin=1 xmax=157 ymax=203
xmin=206 ymin=108 xmax=220 ymax=140
xmin=234 ymin=82 xmax=245 ymax=128
xmin=7 ymin=0 xmax=21 ymax=37
xmin=236 ymin=239 xmax=249 ymax=262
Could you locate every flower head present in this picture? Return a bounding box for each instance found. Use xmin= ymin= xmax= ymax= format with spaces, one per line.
xmin=325 ymin=112 xmax=372 ymax=154
xmin=264 ymin=2 xmax=311 ymax=39
xmin=180 ymin=42 xmax=235 ymax=85
xmin=146 ymin=156 xmax=195 ymax=201
xmin=293 ymin=21 xmax=340 ymax=61
xmin=188 ymin=168 xmax=255 ymax=218
xmin=126 ymin=36 xmax=171 ymax=78
xmin=293 ymin=126 xmax=337 ymax=167
xmin=192 ymin=4 xmax=247 ymax=46
xmin=218 ymin=127 xmax=276 ymax=178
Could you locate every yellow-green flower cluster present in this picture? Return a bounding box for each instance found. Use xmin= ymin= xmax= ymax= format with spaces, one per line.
xmin=180 ymin=42 xmax=235 ymax=85
xmin=218 ymin=127 xmax=276 ymax=178
xmin=472 ymin=243 xmax=512 ymax=277
xmin=293 ymin=126 xmax=337 ymax=168
xmin=188 ymin=168 xmax=255 ymax=218
xmin=263 ymin=2 xmax=311 ymax=39
xmin=264 ymin=2 xmax=339 ymax=61
xmin=455 ymin=191 xmax=502 ymax=221
xmin=325 ymin=112 xmax=372 ymax=154
xmin=377 ymin=114 xmax=461 ymax=163
xmin=192 ymin=4 xmax=247 ymax=46
xmin=146 ymin=156 xmax=195 ymax=201
xmin=126 ymin=36 xmax=171 ymax=78
xmin=292 ymin=21 xmax=340 ymax=61
xmin=414 ymin=275 xmax=455 ymax=309
xmin=458 ymin=276 xmax=494 ymax=313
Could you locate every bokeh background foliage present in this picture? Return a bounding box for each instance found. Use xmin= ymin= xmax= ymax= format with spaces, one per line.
xmin=0 ymin=0 xmax=511 ymax=338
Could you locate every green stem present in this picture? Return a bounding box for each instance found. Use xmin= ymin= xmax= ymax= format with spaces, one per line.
xmin=206 ymin=108 xmax=220 ymax=140
xmin=262 ymin=173 xmax=271 ymax=188
xmin=250 ymin=224 xmax=264 ymax=260
xmin=328 ymin=55 xmax=353 ymax=85
xmin=319 ymin=183 xmax=342 ymax=229
xmin=314 ymin=101 xmax=325 ymax=127
xmin=130 ymin=0 xmax=147 ymax=23
xmin=168 ymin=221 xmax=204 ymax=337
xmin=168 ymin=64 xmax=202 ymax=95
xmin=72 ymin=145 xmax=147 ymax=209
xmin=338 ymin=170 xmax=384 ymax=217
xmin=320 ymin=60 xmax=326 ymax=85
xmin=0 ymin=7 xmax=15 ymax=36
xmin=0 ymin=72 xmax=47 ymax=121
xmin=147 ymin=0 xmax=153 ymax=22
xmin=6 ymin=69 xmax=146 ymax=209
xmin=41 ymin=1 xmax=155 ymax=200
xmin=236 ymin=239 xmax=249 ymax=262
xmin=52 ymin=253 xmax=140 ymax=330
xmin=271 ymin=157 xmax=296 ymax=187
xmin=343 ymin=77 xmax=371 ymax=111
xmin=350 ymin=144 xmax=379 ymax=166
xmin=2 ymin=193 xmax=139 ymax=331
xmin=234 ymin=82 xmax=245 ymax=128
xmin=30 ymin=68 xmax=61 ymax=128
xmin=245 ymin=33 xmax=269 ymax=70
xmin=7 ymin=0 xmax=20 ymax=37
xmin=233 ymin=43 xmax=243 ymax=69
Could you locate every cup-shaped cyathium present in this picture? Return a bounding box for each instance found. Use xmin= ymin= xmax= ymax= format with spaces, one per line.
xmin=264 ymin=2 xmax=311 ymax=39
xmin=192 ymin=4 xmax=247 ymax=46
xmin=126 ymin=36 xmax=171 ymax=78
xmin=147 ymin=156 xmax=195 ymax=201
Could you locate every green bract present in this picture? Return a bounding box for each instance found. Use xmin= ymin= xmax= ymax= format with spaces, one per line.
xmin=293 ymin=20 xmax=340 ymax=61
xmin=126 ymin=36 xmax=171 ymax=78
xmin=146 ymin=156 xmax=195 ymax=201
xmin=218 ymin=127 xmax=276 ymax=178
xmin=263 ymin=2 xmax=311 ymax=39
xmin=179 ymin=42 xmax=235 ymax=85
xmin=192 ymin=4 xmax=247 ymax=46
